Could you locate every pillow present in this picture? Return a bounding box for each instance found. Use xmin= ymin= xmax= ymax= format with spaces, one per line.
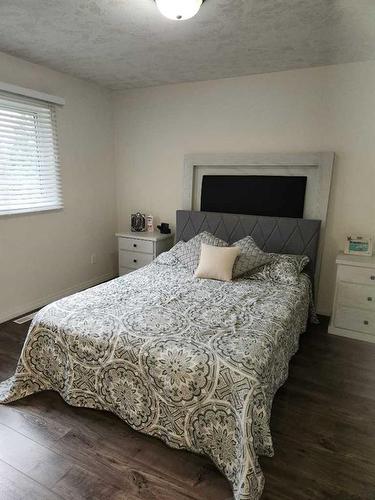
xmin=232 ymin=236 xmax=273 ymax=278
xmin=232 ymin=236 xmax=309 ymax=284
xmin=276 ymin=253 xmax=310 ymax=273
xmin=153 ymin=240 xmax=186 ymax=266
xmin=194 ymin=243 xmax=240 ymax=281
xmin=174 ymin=231 xmax=228 ymax=273
xmin=255 ymin=254 xmax=310 ymax=285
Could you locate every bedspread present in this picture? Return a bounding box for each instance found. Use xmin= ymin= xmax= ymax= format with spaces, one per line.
xmin=0 ymin=259 xmax=311 ymax=499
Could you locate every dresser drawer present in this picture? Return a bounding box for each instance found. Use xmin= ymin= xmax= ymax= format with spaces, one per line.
xmin=119 ymin=250 xmax=153 ymax=269
xmin=118 ymin=237 xmax=154 ymax=254
xmin=338 ymin=265 xmax=375 ymax=286
xmin=337 ymin=282 xmax=375 ymax=311
xmin=335 ymin=306 xmax=375 ymax=335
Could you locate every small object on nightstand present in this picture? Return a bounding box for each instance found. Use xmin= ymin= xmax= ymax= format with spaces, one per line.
xmin=131 ymin=212 xmax=146 ymax=232
xmin=146 ymin=215 xmax=154 ymax=232
xmin=115 ymin=231 xmax=174 ymax=276
xmin=157 ymin=222 xmax=171 ymax=234
xmin=329 ymin=252 xmax=375 ymax=343
xmin=344 ymin=235 xmax=372 ymax=256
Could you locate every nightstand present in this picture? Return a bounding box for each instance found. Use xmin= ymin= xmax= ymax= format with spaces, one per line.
xmin=329 ymin=252 xmax=375 ymax=343
xmin=115 ymin=231 xmax=174 ymax=276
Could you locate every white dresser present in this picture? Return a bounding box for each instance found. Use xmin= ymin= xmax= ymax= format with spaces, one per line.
xmin=116 ymin=231 xmax=174 ymax=276
xmin=329 ymin=252 xmax=375 ymax=343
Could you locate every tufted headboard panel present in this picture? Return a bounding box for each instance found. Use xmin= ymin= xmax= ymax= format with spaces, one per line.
xmin=176 ymin=210 xmax=321 ymax=280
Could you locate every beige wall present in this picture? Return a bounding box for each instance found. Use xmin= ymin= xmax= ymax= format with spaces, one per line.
xmin=114 ymin=61 xmax=375 ymax=315
xmin=1 ymin=53 xmax=374 ymax=319
xmin=0 ymin=51 xmax=116 ymax=322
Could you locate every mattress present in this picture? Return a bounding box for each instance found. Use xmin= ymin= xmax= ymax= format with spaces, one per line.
xmin=0 ymin=254 xmax=312 ymax=499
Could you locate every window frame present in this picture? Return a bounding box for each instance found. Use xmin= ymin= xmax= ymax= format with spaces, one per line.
xmin=0 ymin=91 xmax=63 ymax=216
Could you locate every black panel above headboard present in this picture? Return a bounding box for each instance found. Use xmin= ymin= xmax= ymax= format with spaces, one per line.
xmin=176 ymin=210 xmax=321 ymax=280
xmin=201 ymin=175 xmax=307 ymax=218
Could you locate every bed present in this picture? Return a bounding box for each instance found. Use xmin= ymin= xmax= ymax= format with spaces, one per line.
xmin=0 ymin=210 xmax=321 ymax=500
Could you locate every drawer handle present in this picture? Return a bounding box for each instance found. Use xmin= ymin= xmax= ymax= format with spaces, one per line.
xmin=368 ymin=297 xmax=373 ymax=302
xmin=364 ymin=320 xmax=369 ymax=325
xmin=133 ymin=244 xmax=137 ymax=248
xmin=133 ymin=259 xmax=137 ymax=263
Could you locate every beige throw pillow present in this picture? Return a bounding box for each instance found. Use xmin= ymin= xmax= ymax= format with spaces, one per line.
xmin=194 ymin=243 xmax=240 ymax=281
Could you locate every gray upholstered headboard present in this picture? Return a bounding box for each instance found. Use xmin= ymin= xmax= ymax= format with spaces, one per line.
xmin=176 ymin=210 xmax=321 ymax=280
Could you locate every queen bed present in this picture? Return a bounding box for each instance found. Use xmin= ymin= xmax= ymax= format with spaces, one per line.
xmin=0 ymin=210 xmax=321 ymax=500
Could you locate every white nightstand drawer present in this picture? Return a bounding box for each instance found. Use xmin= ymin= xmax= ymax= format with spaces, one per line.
xmin=329 ymin=253 xmax=375 ymax=343
xmin=335 ymin=306 xmax=375 ymax=335
xmin=337 ymin=283 xmax=375 ymax=311
xmin=118 ymin=237 xmax=154 ymax=254
xmin=339 ymin=265 xmax=375 ymax=286
xmin=116 ymin=231 xmax=174 ymax=279
xmin=119 ymin=250 xmax=153 ymax=269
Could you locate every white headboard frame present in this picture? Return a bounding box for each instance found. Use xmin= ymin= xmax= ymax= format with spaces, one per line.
xmin=182 ymin=152 xmax=335 ymax=297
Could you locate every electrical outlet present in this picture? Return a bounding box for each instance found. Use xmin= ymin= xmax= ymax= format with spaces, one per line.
xmin=91 ymin=254 xmax=97 ymax=265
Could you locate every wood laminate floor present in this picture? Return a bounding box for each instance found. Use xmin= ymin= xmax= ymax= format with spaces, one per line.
xmin=0 ymin=317 xmax=374 ymax=500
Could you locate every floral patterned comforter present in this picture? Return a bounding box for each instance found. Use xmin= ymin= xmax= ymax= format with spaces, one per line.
xmin=0 ymin=257 xmax=311 ymax=499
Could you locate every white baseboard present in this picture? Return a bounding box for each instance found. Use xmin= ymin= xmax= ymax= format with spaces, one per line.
xmin=0 ymin=272 xmax=115 ymax=325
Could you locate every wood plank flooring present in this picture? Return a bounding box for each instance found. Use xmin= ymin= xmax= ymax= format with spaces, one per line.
xmin=0 ymin=317 xmax=375 ymax=499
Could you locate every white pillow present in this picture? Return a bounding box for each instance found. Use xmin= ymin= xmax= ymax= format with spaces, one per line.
xmin=174 ymin=231 xmax=228 ymax=273
xmin=194 ymin=243 xmax=240 ymax=282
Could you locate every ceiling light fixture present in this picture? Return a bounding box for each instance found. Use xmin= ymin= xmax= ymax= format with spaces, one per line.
xmin=155 ymin=0 xmax=203 ymax=21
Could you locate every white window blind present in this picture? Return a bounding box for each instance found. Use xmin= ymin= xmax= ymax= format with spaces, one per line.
xmin=0 ymin=91 xmax=62 ymax=215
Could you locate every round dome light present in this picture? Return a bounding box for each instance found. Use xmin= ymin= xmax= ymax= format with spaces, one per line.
xmin=155 ymin=0 xmax=203 ymax=20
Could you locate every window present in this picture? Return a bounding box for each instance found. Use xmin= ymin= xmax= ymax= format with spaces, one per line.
xmin=0 ymin=92 xmax=62 ymax=215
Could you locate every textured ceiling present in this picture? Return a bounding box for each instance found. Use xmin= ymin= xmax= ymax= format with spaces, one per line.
xmin=0 ymin=0 xmax=374 ymax=90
